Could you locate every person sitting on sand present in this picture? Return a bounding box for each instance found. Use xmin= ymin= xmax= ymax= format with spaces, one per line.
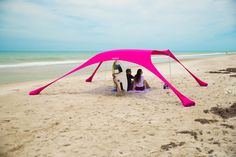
xmin=112 ymin=73 xmax=121 ymax=92
xmin=126 ymin=68 xmax=134 ymax=91
xmin=112 ymin=73 xmax=125 ymax=96
xmin=133 ymin=69 xmax=150 ymax=91
xmin=112 ymin=61 xmax=125 ymax=96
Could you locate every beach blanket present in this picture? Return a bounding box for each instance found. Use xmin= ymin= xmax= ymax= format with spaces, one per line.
xmin=128 ymin=88 xmax=151 ymax=93
xmin=111 ymin=88 xmax=151 ymax=93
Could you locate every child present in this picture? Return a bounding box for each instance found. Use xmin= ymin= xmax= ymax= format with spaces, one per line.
xmin=112 ymin=73 xmax=125 ymax=96
xmin=133 ymin=69 xmax=150 ymax=91
xmin=126 ymin=68 xmax=134 ymax=91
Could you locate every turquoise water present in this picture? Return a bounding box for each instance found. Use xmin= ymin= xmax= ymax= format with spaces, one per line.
xmin=0 ymin=50 xmax=231 ymax=85
xmin=0 ymin=50 xmax=229 ymax=67
xmin=0 ymin=51 xmax=98 ymax=65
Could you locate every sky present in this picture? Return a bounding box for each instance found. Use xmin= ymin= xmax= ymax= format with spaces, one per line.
xmin=0 ymin=0 xmax=236 ymax=52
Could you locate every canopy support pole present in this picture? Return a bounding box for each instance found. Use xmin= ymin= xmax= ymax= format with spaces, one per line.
xmin=86 ymin=62 xmax=103 ymax=82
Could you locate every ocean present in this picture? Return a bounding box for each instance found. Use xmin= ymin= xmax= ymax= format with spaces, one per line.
xmin=0 ymin=50 xmax=230 ymax=85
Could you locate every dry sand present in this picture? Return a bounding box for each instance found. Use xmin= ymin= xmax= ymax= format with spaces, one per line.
xmin=0 ymin=54 xmax=236 ymax=157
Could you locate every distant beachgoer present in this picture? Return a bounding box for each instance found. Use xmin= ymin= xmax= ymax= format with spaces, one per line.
xmin=133 ymin=69 xmax=150 ymax=91
xmin=126 ymin=68 xmax=134 ymax=91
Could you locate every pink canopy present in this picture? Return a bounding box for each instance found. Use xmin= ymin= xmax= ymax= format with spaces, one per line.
xmin=29 ymin=49 xmax=207 ymax=107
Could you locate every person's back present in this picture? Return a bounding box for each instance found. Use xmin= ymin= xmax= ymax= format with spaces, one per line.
xmin=133 ymin=69 xmax=150 ymax=91
xmin=112 ymin=60 xmax=123 ymax=74
xmin=135 ymin=75 xmax=144 ymax=87
xmin=126 ymin=69 xmax=134 ymax=91
xmin=133 ymin=69 xmax=145 ymax=90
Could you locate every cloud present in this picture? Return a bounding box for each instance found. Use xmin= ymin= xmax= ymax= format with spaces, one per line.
xmin=0 ymin=0 xmax=235 ymax=50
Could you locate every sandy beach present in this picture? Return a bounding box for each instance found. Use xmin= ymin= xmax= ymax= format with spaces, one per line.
xmin=0 ymin=54 xmax=235 ymax=157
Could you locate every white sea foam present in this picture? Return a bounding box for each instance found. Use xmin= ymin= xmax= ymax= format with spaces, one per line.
xmin=0 ymin=52 xmax=228 ymax=69
xmin=0 ymin=60 xmax=87 ymax=68
xmin=177 ymin=52 xmax=227 ymax=58
xmin=151 ymin=52 xmax=227 ymax=59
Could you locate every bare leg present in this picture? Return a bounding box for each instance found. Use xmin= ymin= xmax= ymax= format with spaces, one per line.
xmin=144 ymin=80 xmax=150 ymax=89
xmin=132 ymin=82 xmax=136 ymax=91
xmin=116 ymin=82 xmax=125 ymax=96
xmin=113 ymin=79 xmax=125 ymax=96
xmin=113 ymin=80 xmax=121 ymax=92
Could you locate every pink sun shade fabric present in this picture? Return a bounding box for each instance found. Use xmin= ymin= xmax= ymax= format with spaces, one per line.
xmin=29 ymin=49 xmax=208 ymax=107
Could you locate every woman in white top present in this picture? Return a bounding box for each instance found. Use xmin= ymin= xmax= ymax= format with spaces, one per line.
xmin=133 ymin=69 xmax=150 ymax=91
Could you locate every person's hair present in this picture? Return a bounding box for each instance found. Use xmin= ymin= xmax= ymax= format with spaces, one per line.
xmin=134 ymin=69 xmax=142 ymax=83
xmin=112 ymin=61 xmax=117 ymax=69
xmin=126 ymin=68 xmax=131 ymax=74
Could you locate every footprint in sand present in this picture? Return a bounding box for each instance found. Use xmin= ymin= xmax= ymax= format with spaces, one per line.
xmin=8 ymin=144 xmax=24 ymax=152
xmin=2 ymin=119 xmax=11 ymax=123
xmin=196 ymin=147 xmax=202 ymax=152
xmin=177 ymin=130 xmax=198 ymax=140
xmin=63 ymin=144 xmax=71 ymax=147
xmin=194 ymin=118 xmax=218 ymax=124
xmin=161 ymin=142 xmax=185 ymax=151
xmin=220 ymin=124 xmax=234 ymax=129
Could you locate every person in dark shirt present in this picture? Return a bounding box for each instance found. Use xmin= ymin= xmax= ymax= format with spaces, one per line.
xmin=126 ymin=68 xmax=134 ymax=91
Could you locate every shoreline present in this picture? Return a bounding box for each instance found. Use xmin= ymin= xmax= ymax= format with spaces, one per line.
xmin=0 ymin=54 xmax=235 ymax=96
xmin=0 ymin=51 xmax=233 ymax=68
xmin=0 ymin=53 xmax=235 ymax=86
